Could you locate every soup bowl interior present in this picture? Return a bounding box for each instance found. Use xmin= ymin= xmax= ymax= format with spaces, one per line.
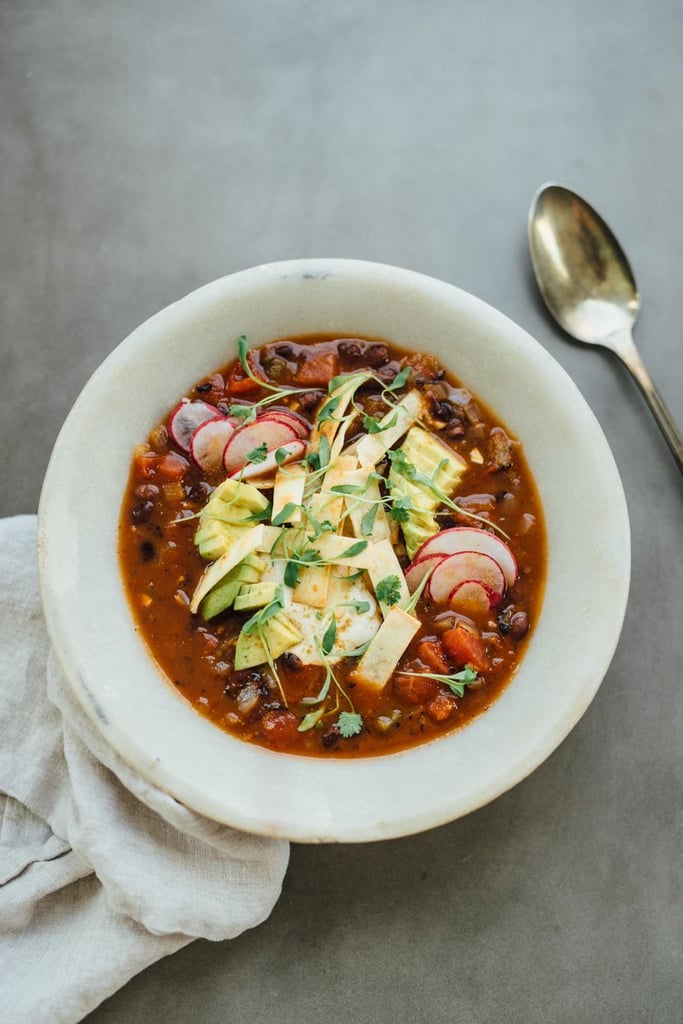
xmin=37 ymin=259 xmax=630 ymax=842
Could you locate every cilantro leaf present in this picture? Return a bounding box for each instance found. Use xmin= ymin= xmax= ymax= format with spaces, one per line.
xmin=246 ymin=442 xmax=268 ymax=465
xmin=389 ymin=495 xmax=412 ymax=523
xmin=362 ymin=410 xmax=398 ymax=434
xmin=284 ymin=560 xmax=300 ymax=587
xmin=337 ymin=711 xmax=363 ymax=738
xmin=375 ymin=574 xmax=402 ymax=606
xmin=386 ymin=447 xmax=413 ymax=475
xmin=228 ymin=404 xmax=255 ymax=421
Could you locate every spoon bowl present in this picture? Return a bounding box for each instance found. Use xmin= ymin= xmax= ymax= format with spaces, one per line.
xmin=529 ymin=183 xmax=683 ymax=476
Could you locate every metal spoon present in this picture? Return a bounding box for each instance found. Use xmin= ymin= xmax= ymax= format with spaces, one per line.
xmin=528 ymin=182 xmax=683 ymax=475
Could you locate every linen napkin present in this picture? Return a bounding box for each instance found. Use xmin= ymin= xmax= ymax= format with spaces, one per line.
xmin=0 ymin=515 xmax=289 ymax=1024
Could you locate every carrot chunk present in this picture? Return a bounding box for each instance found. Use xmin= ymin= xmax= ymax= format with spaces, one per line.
xmin=426 ymin=691 xmax=458 ymax=722
xmin=260 ymin=710 xmax=299 ymax=748
xmin=227 ymin=356 xmax=265 ymax=395
xmin=442 ymin=624 xmax=490 ymax=673
xmin=156 ymin=452 xmax=190 ymax=481
xmin=294 ymin=351 xmax=340 ymax=387
xmin=417 ymin=639 xmax=451 ymax=674
xmin=394 ymin=673 xmax=438 ymax=705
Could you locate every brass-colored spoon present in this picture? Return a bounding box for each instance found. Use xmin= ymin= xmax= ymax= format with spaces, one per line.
xmin=528 ymin=183 xmax=683 ymax=475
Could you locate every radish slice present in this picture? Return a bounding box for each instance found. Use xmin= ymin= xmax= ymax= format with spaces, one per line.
xmin=259 ymin=409 xmax=310 ymax=439
xmin=405 ymin=553 xmax=445 ymax=592
xmin=448 ymin=579 xmax=498 ymax=614
xmin=222 ymin=420 xmax=299 ymax=474
xmin=428 ymin=550 xmax=506 ymax=605
xmin=190 ymin=417 xmax=237 ymax=473
xmin=413 ymin=526 xmax=518 ymax=588
xmin=229 ymin=439 xmax=307 ymax=481
xmin=169 ymin=400 xmax=221 ymax=451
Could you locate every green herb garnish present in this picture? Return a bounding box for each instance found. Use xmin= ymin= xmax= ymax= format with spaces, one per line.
xmin=375 ymin=574 xmax=402 ymax=606
xmin=337 ymin=711 xmax=363 ymax=738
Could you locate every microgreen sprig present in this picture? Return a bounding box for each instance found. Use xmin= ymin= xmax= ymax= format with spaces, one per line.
xmin=396 ymin=665 xmax=479 ymax=698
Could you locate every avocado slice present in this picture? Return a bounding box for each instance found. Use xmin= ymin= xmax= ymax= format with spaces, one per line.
xmin=233 ymin=580 xmax=279 ymax=612
xmin=234 ymin=612 xmax=301 ymax=670
xmin=194 ymin=479 xmax=270 ymax=560
xmin=199 ymin=553 xmax=267 ymax=620
xmin=389 ymin=426 xmax=466 ymax=558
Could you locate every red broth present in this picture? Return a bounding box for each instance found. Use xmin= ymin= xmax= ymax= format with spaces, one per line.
xmin=119 ymin=336 xmax=546 ymax=757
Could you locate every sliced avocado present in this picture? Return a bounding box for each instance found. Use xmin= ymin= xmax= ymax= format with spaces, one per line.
xmin=208 ymin=478 xmax=271 ymax=513
xmin=389 ymin=426 xmax=466 ymax=558
xmin=401 ymin=426 xmax=465 ymax=496
xmin=194 ymin=480 xmax=270 ymax=560
xmin=199 ymin=553 xmax=268 ymax=620
xmin=234 ymin=612 xmax=301 ymax=670
xmin=233 ymin=580 xmax=279 ymax=611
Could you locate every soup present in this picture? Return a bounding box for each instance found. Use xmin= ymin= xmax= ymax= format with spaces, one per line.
xmin=119 ymin=335 xmax=545 ymax=757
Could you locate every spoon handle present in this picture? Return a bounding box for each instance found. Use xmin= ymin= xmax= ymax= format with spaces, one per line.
xmin=612 ymin=330 xmax=683 ymax=476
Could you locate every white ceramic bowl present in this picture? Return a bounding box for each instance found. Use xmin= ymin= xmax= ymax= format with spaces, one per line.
xmin=37 ymin=259 xmax=630 ymax=843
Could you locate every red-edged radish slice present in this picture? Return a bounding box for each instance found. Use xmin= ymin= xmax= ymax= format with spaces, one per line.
xmin=405 ymin=553 xmax=445 ymax=592
xmin=259 ymin=409 xmax=310 ymax=439
xmin=190 ymin=417 xmax=237 ymax=473
xmin=229 ymin=439 xmax=307 ymax=481
xmin=448 ymin=579 xmax=498 ymax=615
xmin=222 ymin=419 xmax=299 ymax=474
xmin=169 ymin=400 xmax=221 ymax=451
xmin=428 ymin=550 xmax=506 ymax=605
xmin=413 ymin=527 xmax=518 ymax=588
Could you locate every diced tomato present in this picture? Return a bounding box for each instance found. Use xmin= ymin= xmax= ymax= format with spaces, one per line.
xmin=156 ymin=452 xmax=190 ymax=481
xmin=293 ymin=351 xmax=340 ymax=387
xmin=426 ymin=691 xmax=458 ymax=722
xmin=394 ymin=673 xmax=438 ymax=705
xmin=417 ymin=639 xmax=451 ymax=674
xmin=134 ymin=451 xmax=161 ymax=479
xmin=260 ymin=710 xmax=299 ymax=748
xmin=227 ymin=356 xmax=265 ymax=395
xmin=442 ymin=624 xmax=490 ymax=673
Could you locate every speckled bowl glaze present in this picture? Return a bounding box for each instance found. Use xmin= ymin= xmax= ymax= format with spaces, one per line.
xmin=37 ymin=260 xmax=630 ymax=842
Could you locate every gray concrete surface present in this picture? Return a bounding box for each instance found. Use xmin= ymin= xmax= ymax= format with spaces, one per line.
xmin=2 ymin=1 xmax=681 ymax=1021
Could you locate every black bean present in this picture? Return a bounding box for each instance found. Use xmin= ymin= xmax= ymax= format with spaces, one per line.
xmin=365 ymin=343 xmax=389 ymax=367
xmin=297 ymin=390 xmax=324 ymax=411
xmin=131 ymin=500 xmax=154 ymax=524
xmin=134 ymin=483 xmax=159 ymax=500
xmin=189 ymin=481 xmax=213 ymax=501
xmin=510 ymin=612 xmax=529 ymax=641
xmin=375 ymin=364 xmax=398 ymax=384
xmin=338 ymin=340 xmax=362 ymax=360
xmin=321 ymin=724 xmax=341 ymax=748
xmin=258 ymin=701 xmax=285 ymax=716
xmin=139 ymin=541 xmax=155 ymax=562
xmin=274 ymin=343 xmax=295 ymax=359
xmin=431 ymin=399 xmax=454 ymax=422
xmin=196 ymin=382 xmax=212 ymax=393
xmin=444 ymin=419 xmax=465 ymax=439
xmin=281 ymin=651 xmax=303 ymax=671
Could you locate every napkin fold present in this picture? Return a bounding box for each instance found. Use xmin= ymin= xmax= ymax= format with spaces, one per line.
xmin=0 ymin=515 xmax=289 ymax=1024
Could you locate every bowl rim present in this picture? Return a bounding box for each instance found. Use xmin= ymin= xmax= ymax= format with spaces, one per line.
xmin=37 ymin=258 xmax=631 ymax=842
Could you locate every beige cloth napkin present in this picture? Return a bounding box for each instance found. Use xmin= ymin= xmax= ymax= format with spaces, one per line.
xmin=0 ymin=515 xmax=289 ymax=1024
